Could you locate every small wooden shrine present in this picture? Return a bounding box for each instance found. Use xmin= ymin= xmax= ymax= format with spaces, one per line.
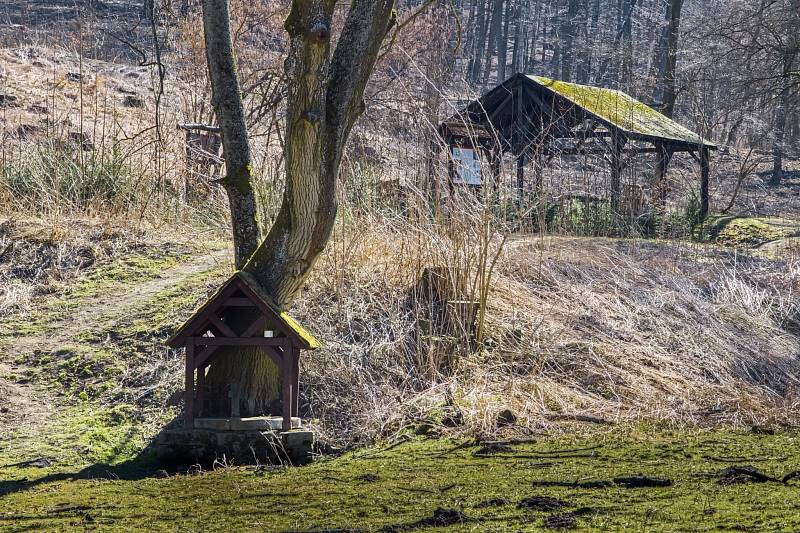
xmin=167 ymin=271 xmax=319 ymax=432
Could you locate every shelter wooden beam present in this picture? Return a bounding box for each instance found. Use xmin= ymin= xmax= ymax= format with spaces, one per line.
xmin=550 ymin=146 xmax=659 ymax=156
xmin=222 ymin=298 xmax=256 ymax=307
xmin=281 ymin=342 xmax=292 ymax=431
xmin=652 ymin=143 xmax=674 ymax=207
xmin=195 ymin=365 xmax=205 ymax=418
xmin=700 ymin=146 xmax=710 ymax=220
xmin=261 ymin=346 xmax=284 ymax=368
xmin=208 ymin=314 xmax=236 ymax=337
xmin=242 ymin=315 xmax=269 ymax=337
xmin=610 ymin=130 xmax=627 ymax=215
xmin=291 ymin=347 xmax=300 ymax=418
xmin=194 ymin=345 xmax=219 ymax=370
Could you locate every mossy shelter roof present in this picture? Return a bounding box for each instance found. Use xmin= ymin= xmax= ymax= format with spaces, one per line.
xmin=167 ymin=271 xmax=320 ymax=350
xmin=440 ymin=73 xmax=716 ymax=151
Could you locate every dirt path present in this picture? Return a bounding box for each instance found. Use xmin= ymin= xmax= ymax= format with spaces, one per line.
xmin=0 ymin=249 xmax=230 ymax=457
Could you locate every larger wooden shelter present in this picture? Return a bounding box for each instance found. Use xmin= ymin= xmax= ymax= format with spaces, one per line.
xmin=167 ymin=271 xmax=320 ymax=431
xmin=439 ymin=74 xmax=717 ymax=218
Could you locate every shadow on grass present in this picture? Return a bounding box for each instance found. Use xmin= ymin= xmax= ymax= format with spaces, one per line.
xmin=0 ymin=417 xmax=193 ymax=498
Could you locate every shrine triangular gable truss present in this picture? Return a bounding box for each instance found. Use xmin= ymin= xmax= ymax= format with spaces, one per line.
xmin=167 ymin=271 xmax=319 ymax=430
xmin=439 ymin=73 xmax=717 ymax=218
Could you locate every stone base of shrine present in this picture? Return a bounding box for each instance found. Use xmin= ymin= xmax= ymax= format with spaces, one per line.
xmin=152 ymin=418 xmax=314 ymax=466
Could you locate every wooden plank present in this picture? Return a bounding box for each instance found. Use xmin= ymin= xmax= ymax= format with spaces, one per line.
xmin=167 ymin=276 xmax=241 ymax=348
xmin=242 ymin=315 xmax=269 ymax=337
xmin=194 ymin=345 xmax=218 ymax=369
xmin=291 ymin=347 xmax=300 ymax=418
xmin=610 ymin=130 xmax=627 ymax=215
xmin=550 ymin=146 xmax=658 ymax=156
xmin=262 ymin=346 xmax=284 ymax=367
xmin=652 ymin=143 xmax=674 ymax=207
xmin=195 ymin=364 xmax=205 ymax=418
xmin=208 ymin=314 xmax=236 ymax=337
xmin=222 ymin=297 xmax=256 ymax=307
xmin=190 ymin=336 xmax=285 ymax=346
xmin=233 ymin=279 xmax=297 ymax=342
xmin=184 ymin=340 xmax=195 ymax=428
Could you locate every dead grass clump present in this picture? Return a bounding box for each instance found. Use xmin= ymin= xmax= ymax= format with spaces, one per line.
xmin=0 ymin=217 xmax=155 ymax=316
xmin=293 ymin=219 xmax=800 ymax=446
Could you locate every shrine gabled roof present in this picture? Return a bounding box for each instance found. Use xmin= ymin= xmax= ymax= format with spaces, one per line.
xmin=236 ymin=271 xmax=320 ymax=350
xmin=167 ymin=271 xmax=320 ymax=350
xmin=528 ymin=76 xmax=716 ymax=148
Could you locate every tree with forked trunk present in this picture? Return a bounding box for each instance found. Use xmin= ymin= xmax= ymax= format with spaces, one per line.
xmin=199 ymin=0 xmax=396 ymax=417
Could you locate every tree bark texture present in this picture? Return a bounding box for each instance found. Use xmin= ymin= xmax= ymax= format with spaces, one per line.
xmin=203 ymin=0 xmax=261 ymax=268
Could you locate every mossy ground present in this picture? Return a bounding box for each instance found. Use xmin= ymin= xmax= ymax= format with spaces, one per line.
xmin=0 ymin=240 xmax=230 ymax=482
xmin=695 ymin=216 xmax=800 ymax=248
xmin=2 ymin=426 xmax=800 ymax=531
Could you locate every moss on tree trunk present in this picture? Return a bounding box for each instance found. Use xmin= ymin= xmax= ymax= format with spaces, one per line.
xmin=200 ymin=0 xmax=395 ymax=417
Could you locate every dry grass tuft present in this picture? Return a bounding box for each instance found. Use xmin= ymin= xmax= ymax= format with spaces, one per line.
xmin=292 ymin=213 xmax=800 ymax=446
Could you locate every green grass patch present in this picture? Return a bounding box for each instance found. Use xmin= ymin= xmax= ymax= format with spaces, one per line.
xmin=2 ymin=427 xmax=800 ymax=531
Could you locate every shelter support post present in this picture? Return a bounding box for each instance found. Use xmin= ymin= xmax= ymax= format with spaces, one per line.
xmin=428 ymin=137 xmax=441 ymax=214
xmin=652 ymin=143 xmax=674 ymax=207
xmin=492 ymin=145 xmax=501 ymax=190
xmin=610 ymin=131 xmax=626 ymax=216
xmin=184 ymin=339 xmax=195 ymax=428
xmin=700 ymin=146 xmax=710 ymax=220
xmin=516 ymin=153 xmax=525 ymax=193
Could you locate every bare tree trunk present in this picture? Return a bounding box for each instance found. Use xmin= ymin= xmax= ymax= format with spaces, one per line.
xmin=649 ymin=2 xmax=668 ymax=105
xmin=142 ymin=0 xmax=155 ymax=19
xmin=510 ymin=0 xmax=524 ymax=74
xmin=202 ymin=0 xmax=261 ymax=267
xmin=560 ymin=0 xmax=579 ymax=81
xmin=661 ymin=0 xmax=683 ymax=118
xmin=539 ymin=1 xmax=549 ymax=65
xmin=771 ymin=77 xmax=789 ymax=186
xmin=469 ymin=0 xmax=489 ymax=83
xmin=597 ymin=0 xmax=638 ymax=86
xmin=496 ymin=0 xmax=513 ymax=80
xmin=201 ymin=0 xmax=394 ymax=417
xmin=525 ymin=1 xmax=541 ymax=71
xmin=575 ymin=0 xmax=591 ymax=83
xmin=584 ymin=0 xmax=600 ymax=81
xmin=482 ymin=0 xmax=505 ymax=83
xmin=620 ymin=0 xmax=635 ymax=87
